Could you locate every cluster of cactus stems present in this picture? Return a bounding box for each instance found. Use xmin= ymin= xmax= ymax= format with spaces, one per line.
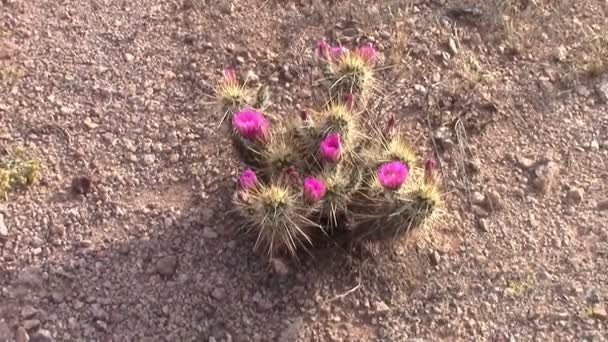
xmin=214 ymin=39 xmax=444 ymax=259
xmin=0 ymin=147 xmax=42 ymax=200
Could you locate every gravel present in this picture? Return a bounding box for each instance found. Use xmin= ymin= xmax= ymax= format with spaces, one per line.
xmin=1 ymin=0 xmax=607 ymax=341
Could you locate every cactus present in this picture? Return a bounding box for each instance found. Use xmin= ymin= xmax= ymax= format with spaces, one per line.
xmin=216 ymin=39 xmax=446 ymax=260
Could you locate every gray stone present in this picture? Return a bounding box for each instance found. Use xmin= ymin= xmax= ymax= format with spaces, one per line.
xmin=30 ymin=329 xmax=54 ymax=342
xmin=0 ymin=213 xmax=7 ymax=239
xmin=597 ymin=199 xmax=608 ymax=211
xmin=142 ymin=154 xmax=156 ymax=165
xmin=21 ymin=305 xmax=38 ymax=319
xmin=485 ymin=190 xmax=503 ymax=211
xmin=202 ymin=227 xmax=218 ymax=239
xmin=23 ymin=319 xmax=40 ymax=331
xmin=566 ymin=187 xmax=584 ymax=205
xmin=373 ymin=300 xmax=390 ymax=313
xmin=211 ymin=287 xmax=225 ymax=300
xmin=471 ymin=192 xmax=485 ymax=205
xmin=155 ymin=256 xmax=178 ymax=277
xmin=532 ymin=161 xmax=559 ymax=194
xmin=15 ymin=327 xmax=29 ymax=342
xmin=595 ymin=81 xmax=608 ymax=103
xmin=471 ymin=205 xmax=489 ymax=218
xmin=516 ymin=156 xmax=535 ymax=170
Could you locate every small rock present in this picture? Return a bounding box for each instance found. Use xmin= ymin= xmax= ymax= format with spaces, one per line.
xmin=15 ymin=327 xmax=29 ymax=342
xmin=373 ymin=300 xmax=390 ymax=313
xmin=531 ymin=161 xmax=559 ymax=194
xmin=516 ymin=156 xmax=535 ymax=170
xmin=0 ymin=213 xmax=8 ymax=239
xmin=17 ymin=267 xmax=43 ymax=287
xmin=211 ymin=287 xmax=225 ymax=300
xmin=23 ymin=319 xmax=40 ymax=331
xmin=595 ymin=81 xmax=608 ymax=103
xmin=589 ymin=140 xmax=599 ymax=151
xmin=168 ymin=153 xmax=180 ymax=163
xmin=566 ymin=187 xmax=584 ymax=205
xmin=413 ymin=84 xmax=427 ymax=95
xmin=575 ymin=85 xmax=591 ymax=97
xmin=30 ymin=329 xmax=54 ymax=342
xmin=270 ymin=258 xmax=290 ymax=276
xmin=471 ymin=205 xmax=489 ymax=218
xmin=90 ymin=303 xmax=107 ymax=320
xmin=21 ymin=305 xmax=38 ymax=319
xmin=597 ymin=199 xmax=608 ymax=211
xmin=591 ymin=304 xmax=607 ymax=320
xmin=553 ymin=45 xmax=567 ymax=61
xmin=467 ymin=158 xmax=481 ymax=174
xmin=484 ymin=190 xmax=503 ymax=211
xmin=476 ymin=218 xmax=489 ymax=232
xmin=244 ymin=70 xmax=259 ymax=84
xmin=432 ymin=127 xmax=454 ymax=150
xmin=471 ymin=192 xmax=485 ymax=205
xmin=0 ymin=41 xmax=19 ymax=59
xmin=71 ymin=175 xmax=97 ymax=195
xmin=202 ymin=227 xmax=218 ymax=239
xmin=448 ymin=38 xmax=458 ymax=55
xmin=124 ymin=53 xmax=135 ymax=63
xmin=429 ymin=250 xmax=441 ymax=266
xmin=142 ymin=154 xmax=156 ymax=165
xmin=155 ymin=256 xmax=178 ymax=277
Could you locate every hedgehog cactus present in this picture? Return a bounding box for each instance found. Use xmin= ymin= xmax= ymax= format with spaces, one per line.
xmin=214 ymin=39 xmax=445 ymax=260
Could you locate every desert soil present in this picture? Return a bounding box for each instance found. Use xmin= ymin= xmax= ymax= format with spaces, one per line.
xmin=1 ymin=0 xmax=608 ymax=341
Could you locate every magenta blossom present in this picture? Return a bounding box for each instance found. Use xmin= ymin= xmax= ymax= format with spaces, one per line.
xmin=331 ymin=46 xmax=348 ymax=60
xmin=316 ymin=39 xmax=331 ymax=59
xmin=378 ymin=161 xmax=409 ymax=190
xmin=223 ymin=68 xmax=237 ymax=82
xmin=319 ymin=132 xmax=342 ymax=163
xmin=356 ymin=43 xmax=377 ymax=64
xmin=239 ymin=168 xmax=258 ymax=190
xmin=232 ymin=109 xmax=269 ymax=141
xmin=303 ymin=177 xmax=326 ymax=203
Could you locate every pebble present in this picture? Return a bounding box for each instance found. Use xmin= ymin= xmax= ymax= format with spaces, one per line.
xmin=448 ymin=38 xmax=458 ymax=55
xmin=23 ymin=319 xmax=41 ymax=331
xmin=168 ymin=153 xmax=180 ymax=163
xmin=591 ymin=304 xmax=607 ymax=320
xmin=532 ymin=161 xmax=559 ymax=194
xmin=467 ymin=158 xmax=481 ymax=174
xmin=0 ymin=213 xmax=8 ymax=239
xmin=142 ymin=154 xmax=156 ymax=165
xmin=485 ymin=190 xmax=503 ymax=211
xmin=0 ymin=41 xmax=19 ymax=59
xmin=516 ymin=156 xmax=535 ymax=170
xmin=30 ymin=329 xmax=54 ymax=342
xmin=211 ymin=287 xmax=225 ymax=300
xmin=15 ymin=327 xmax=29 ymax=342
xmin=270 ymin=258 xmax=290 ymax=276
xmin=566 ymin=187 xmax=583 ymax=205
xmin=598 ymin=199 xmax=608 ymax=211
xmin=432 ymin=127 xmax=454 ymax=150
xmin=373 ymin=300 xmax=390 ymax=313
xmin=124 ymin=53 xmax=135 ymax=63
xmin=429 ymin=250 xmax=441 ymax=266
xmin=471 ymin=205 xmax=489 ymax=218
xmin=595 ymin=81 xmax=608 ymax=103
xmin=21 ymin=305 xmax=38 ymax=319
xmin=202 ymin=227 xmax=218 ymax=239
xmin=471 ymin=192 xmax=485 ymax=205
xmin=155 ymin=256 xmax=178 ymax=277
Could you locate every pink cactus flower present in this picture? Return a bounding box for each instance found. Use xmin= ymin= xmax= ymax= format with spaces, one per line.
xmin=378 ymin=161 xmax=409 ymax=190
xmin=303 ymin=177 xmax=326 ymax=203
xmin=319 ymin=132 xmax=342 ymax=163
xmin=330 ymin=46 xmax=348 ymax=60
xmin=316 ymin=39 xmax=331 ymax=59
xmin=232 ymin=109 xmax=269 ymax=141
xmin=223 ymin=68 xmax=237 ymax=82
xmin=356 ymin=43 xmax=377 ymax=64
xmin=239 ymin=168 xmax=258 ymax=190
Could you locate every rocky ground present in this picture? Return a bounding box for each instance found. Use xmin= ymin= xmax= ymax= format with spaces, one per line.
xmin=1 ymin=0 xmax=608 ymax=341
